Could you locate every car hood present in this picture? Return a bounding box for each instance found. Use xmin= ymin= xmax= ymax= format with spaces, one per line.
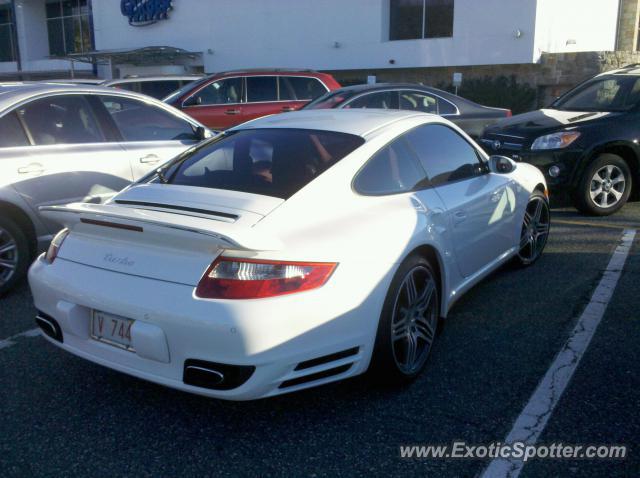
xmin=484 ymin=108 xmax=623 ymax=137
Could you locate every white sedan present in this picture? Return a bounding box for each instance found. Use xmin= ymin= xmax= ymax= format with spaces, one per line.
xmin=28 ymin=110 xmax=550 ymax=400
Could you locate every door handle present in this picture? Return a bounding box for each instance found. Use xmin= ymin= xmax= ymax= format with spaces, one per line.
xmin=17 ymin=163 xmax=45 ymax=174
xmin=453 ymin=210 xmax=467 ymax=225
xmin=139 ymin=154 xmax=160 ymax=164
xmin=281 ymin=106 xmax=296 ymax=112
xmin=225 ymin=109 xmax=241 ymax=115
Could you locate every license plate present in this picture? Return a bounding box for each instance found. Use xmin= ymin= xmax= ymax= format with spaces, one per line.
xmin=91 ymin=310 xmax=134 ymax=351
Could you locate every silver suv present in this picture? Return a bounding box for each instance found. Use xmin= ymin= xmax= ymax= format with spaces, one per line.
xmin=0 ymin=83 xmax=212 ymax=294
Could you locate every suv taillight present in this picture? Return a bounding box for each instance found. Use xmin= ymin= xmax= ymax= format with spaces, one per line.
xmin=195 ymin=257 xmax=337 ymax=299
xmin=44 ymin=228 xmax=69 ymax=264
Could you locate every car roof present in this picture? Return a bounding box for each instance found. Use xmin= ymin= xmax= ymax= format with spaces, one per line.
xmin=102 ymin=75 xmax=203 ymax=85
xmin=232 ymin=108 xmax=435 ymax=137
xmin=210 ymin=68 xmax=325 ymax=78
xmin=0 ymin=83 xmax=202 ymax=123
xmin=327 ymin=82 xmax=468 ymax=103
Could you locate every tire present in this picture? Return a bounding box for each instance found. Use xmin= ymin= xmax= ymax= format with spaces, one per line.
xmin=0 ymin=215 xmax=30 ymax=296
xmin=368 ymin=255 xmax=440 ymax=385
xmin=574 ymin=154 xmax=632 ymax=216
xmin=515 ymin=190 xmax=550 ymax=267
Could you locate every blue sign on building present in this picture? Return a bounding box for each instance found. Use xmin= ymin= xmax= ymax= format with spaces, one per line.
xmin=121 ymin=0 xmax=174 ymax=26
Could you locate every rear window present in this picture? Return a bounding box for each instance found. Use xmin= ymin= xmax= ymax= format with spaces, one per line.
xmin=165 ymin=129 xmax=365 ymax=199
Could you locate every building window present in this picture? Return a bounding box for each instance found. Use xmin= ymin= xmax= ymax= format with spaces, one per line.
xmin=389 ymin=0 xmax=454 ymax=40
xmin=0 ymin=3 xmax=17 ymax=62
xmin=46 ymin=0 xmax=92 ymax=56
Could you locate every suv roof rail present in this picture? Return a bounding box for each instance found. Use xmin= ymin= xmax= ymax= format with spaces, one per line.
xmin=214 ymin=68 xmax=319 ymax=76
xmin=620 ymin=63 xmax=640 ymax=69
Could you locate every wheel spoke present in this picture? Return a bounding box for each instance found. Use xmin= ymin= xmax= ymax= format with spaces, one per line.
xmin=532 ymin=199 xmax=543 ymax=222
xmin=611 ymin=176 xmax=625 ymax=185
xmin=415 ymin=315 xmax=435 ymax=342
xmin=520 ymin=232 xmax=532 ymax=250
xmin=0 ymin=241 xmax=16 ymax=256
xmin=405 ymin=332 xmax=418 ymax=368
xmin=605 ymin=165 xmax=614 ymax=179
xmin=535 ymin=223 xmax=549 ymax=236
xmin=523 ymin=211 xmax=532 ymax=227
xmin=0 ymin=259 xmax=16 ymax=270
xmin=392 ymin=308 xmax=410 ymax=341
xmin=415 ymin=280 xmax=435 ymax=313
xmin=610 ymin=188 xmax=622 ymax=200
xmin=404 ymin=273 xmax=418 ymax=304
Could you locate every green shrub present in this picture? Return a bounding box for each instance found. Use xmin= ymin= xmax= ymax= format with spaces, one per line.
xmin=437 ymin=75 xmax=536 ymax=114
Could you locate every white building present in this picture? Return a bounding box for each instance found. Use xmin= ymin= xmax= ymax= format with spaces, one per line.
xmin=0 ymin=0 xmax=633 ymax=81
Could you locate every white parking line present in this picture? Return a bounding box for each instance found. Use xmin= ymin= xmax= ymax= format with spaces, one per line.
xmin=481 ymin=228 xmax=636 ymax=478
xmin=0 ymin=328 xmax=41 ymax=350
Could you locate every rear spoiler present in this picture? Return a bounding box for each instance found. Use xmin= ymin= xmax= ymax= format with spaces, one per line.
xmin=40 ymin=203 xmax=282 ymax=251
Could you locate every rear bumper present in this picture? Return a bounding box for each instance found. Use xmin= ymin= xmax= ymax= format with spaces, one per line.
xmin=28 ymin=255 xmax=383 ymax=400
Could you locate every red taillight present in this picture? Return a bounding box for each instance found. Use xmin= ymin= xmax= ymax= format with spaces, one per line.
xmin=195 ymin=257 xmax=337 ymax=299
xmin=44 ymin=228 xmax=69 ymax=264
xmin=506 ymin=109 xmax=512 ymax=117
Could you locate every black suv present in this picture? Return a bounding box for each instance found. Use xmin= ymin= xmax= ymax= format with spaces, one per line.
xmin=481 ymin=66 xmax=640 ymax=215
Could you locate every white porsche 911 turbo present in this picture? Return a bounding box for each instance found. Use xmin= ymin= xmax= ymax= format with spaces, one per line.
xmin=28 ymin=109 xmax=550 ymax=400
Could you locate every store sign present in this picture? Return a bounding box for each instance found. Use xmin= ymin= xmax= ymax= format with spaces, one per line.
xmin=121 ymin=0 xmax=173 ymax=26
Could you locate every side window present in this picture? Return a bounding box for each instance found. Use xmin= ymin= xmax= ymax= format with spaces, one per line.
xmin=399 ymin=91 xmax=438 ymax=113
xmin=406 ymin=124 xmax=484 ymax=186
xmin=17 ymin=95 xmax=104 ymax=145
xmin=279 ymin=76 xmax=328 ymax=100
xmin=437 ymin=98 xmax=457 ymax=115
xmin=354 ymin=138 xmax=427 ymax=195
xmin=190 ymin=78 xmax=243 ymax=105
xmin=99 ymin=95 xmax=197 ymax=142
xmin=346 ymin=91 xmax=398 ymax=110
xmin=246 ymin=76 xmax=278 ymax=102
xmin=140 ymin=81 xmax=181 ymax=99
xmin=0 ymin=112 xmax=29 ymax=147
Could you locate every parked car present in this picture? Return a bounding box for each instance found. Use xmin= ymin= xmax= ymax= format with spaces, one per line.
xmin=303 ymin=83 xmax=511 ymax=138
xmin=481 ymin=65 xmax=640 ymax=215
xmin=29 ymin=109 xmax=549 ymax=400
xmin=0 ymin=83 xmax=213 ymax=295
xmin=102 ymin=75 xmax=203 ymax=100
xmin=164 ymin=69 xmax=341 ymax=130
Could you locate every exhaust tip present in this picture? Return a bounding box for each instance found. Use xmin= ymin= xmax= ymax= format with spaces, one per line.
xmin=35 ymin=311 xmax=63 ymax=343
xmin=183 ymin=359 xmax=255 ymax=391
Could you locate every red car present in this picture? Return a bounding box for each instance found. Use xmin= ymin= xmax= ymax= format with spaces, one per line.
xmin=164 ymin=69 xmax=341 ymax=129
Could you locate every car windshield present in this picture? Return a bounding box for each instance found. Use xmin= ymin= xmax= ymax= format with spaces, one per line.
xmin=163 ymin=77 xmax=211 ymax=104
xmin=162 ymin=128 xmax=365 ymax=199
xmin=553 ymin=75 xmax=640 ymax=112
xmin=303 ymin=90 xmax=355 ymax=109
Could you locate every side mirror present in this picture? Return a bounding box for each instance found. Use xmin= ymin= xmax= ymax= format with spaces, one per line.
xmin=488 ymin=155 xmax=517 ymax=174
xmin=195 ymin=125 xmax=207 ymax=140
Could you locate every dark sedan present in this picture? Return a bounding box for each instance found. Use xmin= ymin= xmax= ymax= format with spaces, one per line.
xmin=303 ymin=83 xmax=511 ymax=138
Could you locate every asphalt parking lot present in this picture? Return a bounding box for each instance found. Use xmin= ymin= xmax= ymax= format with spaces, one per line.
xmin=1 ymin=203 xmax=638 ymax=477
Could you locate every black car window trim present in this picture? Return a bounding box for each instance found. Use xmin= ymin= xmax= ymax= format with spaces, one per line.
xmin=11 ymin=92 xmax=107 ymax=147
xmin=352 ymin=134 xmax=432 ymax=197
xmin=341 ymin=88 xmax=460 ymax=116
xmin=95 ymin=93 xmax=201 ymax=143
xmin=405 ymin=122 xmax=490 ymax=187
